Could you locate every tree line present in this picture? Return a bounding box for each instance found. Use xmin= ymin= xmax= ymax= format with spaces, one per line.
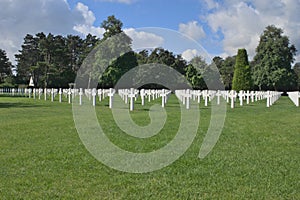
xmin=0 ymin=15 xmax=299 ymax=91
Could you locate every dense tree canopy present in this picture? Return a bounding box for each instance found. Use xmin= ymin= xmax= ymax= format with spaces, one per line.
xmin=253 ymin=25 xmax=298 ymax=91
xmin=0 ymin=49 xmax=13 ymax=85
xmin=232 ymin=49 xmax=252 ymax=91
xmin=213 ymin=56 xmax=235 ymax=90
xmin=15 ymin=33 xmax=99 ymax=88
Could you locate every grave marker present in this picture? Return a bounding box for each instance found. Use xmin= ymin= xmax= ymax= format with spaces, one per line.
xmin=128 ymin=88 xmax=135 ymax=111
xmin=108 ymin=88 xmax=115 ymax=109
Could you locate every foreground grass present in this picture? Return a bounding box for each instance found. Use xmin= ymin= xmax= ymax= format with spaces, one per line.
xmin=0 ymin=95 xmax=299 ymax=199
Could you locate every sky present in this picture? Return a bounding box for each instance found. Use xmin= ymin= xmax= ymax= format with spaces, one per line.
xmin=1 ymin=0 xmax=300 ymax=65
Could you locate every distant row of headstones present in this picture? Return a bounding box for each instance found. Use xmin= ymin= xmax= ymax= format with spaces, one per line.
xmin=1 ymin=87 xmax=299 ymax=109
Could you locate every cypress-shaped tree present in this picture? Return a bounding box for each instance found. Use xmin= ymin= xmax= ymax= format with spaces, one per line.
xmin=232 ymin=49 xmax=252 ymax=91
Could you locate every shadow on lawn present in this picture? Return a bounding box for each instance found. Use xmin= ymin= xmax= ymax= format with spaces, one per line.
xmin=0 ymin=102 xmax=49 ymax=109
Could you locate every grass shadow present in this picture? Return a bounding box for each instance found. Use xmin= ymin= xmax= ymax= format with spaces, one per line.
xmin=0 ymin=102 xmax=49 ymax=109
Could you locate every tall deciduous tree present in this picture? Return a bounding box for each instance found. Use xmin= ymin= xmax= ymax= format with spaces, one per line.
xmin=253 ymin=25 xmax=298 ymax=91
xmin=232 ymin=49 xmax=252 ymax=91
xmin=92 ymin=15 xmax=135 ymax=88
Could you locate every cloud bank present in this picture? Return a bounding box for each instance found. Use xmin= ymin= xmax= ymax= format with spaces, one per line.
xmin=205 ymin=0 xmax=300 ymax=61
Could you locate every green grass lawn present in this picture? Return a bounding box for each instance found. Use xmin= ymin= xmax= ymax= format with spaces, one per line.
xmin=0 ymin=95 xmax=299 ymax=199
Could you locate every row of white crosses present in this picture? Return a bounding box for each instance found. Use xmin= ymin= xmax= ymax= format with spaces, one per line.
xmin=175 ymin=89 xmax=283 ymax=109
xmin=118 ymin=88 xmax=139 ymax=111
xmin=223 ymin=90 xmax=283 ymax=108
xmin=26 ymin=88 xmax=59 ymax=102
xmin=20 ymin=87 xmax=285 ymax=109
xmin=287 ymin=91 xmax=300 ymax=106
xmin=79 ymin=88 xmax=115 ymax=108
xmin=0 ymin=88 xmax=26 ymax=96
xmin=175 ymin=90 xmax=219 ymax=109
xmin=24 ymin=87 xmax=115 ymax=107
xmin=175 ymin=89 xmax=192 ymax=109
xmin=265 ymin=91 xmax=283 ymax=107
xmin=118 ymin=88 xmax=172 ymax=111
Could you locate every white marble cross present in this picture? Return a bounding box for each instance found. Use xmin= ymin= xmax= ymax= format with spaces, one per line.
xmin=78 ymin=88 xmax=83 ymax=105
xmin=160 ymin=89 xmax=167 ymax=108
xmin=59 ymin=88 xmax=62 ymax=103
xmin=245 ymin=90 xmax=250 ymax=104
xmin=229 ymin=90 xmax=237 ymax=108
xmin=140 ymin=89 xmax=145 ymax=106
xmin=238 ymin=90 xmax=244 ymax=106
xmin=202 ymin=90 xmax=209 ymax=107
xmin=51 ymin=88 xmax=55 ymax=102
xmin=44 ymin=88 xmax=47 ymax=101
xmin=68 ymin=88 xmax=72 ymax=104
xmin=128 ymin=88 xmax=136 ymax=111
xmin=92 ymin=88 xmax=97 ymax=106
xmin=184 ymin=89 xmax=192 ymax=109
xmin=194 ymin=90 xmax=202 ymax=104
xmin=216 ymin=90 xmax=222 ymax=105
xmin=108 ymin=88 xmax=115 ymax=109
xmin=250 ymin=91 xmax=255 ymax=102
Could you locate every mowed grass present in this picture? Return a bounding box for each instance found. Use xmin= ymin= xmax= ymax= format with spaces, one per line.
xmin=0 ymin=94 xmax=299 ymax=199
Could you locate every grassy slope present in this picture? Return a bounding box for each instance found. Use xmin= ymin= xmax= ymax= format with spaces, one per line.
xmin=0 ymin=95 xmax=299 ymax=199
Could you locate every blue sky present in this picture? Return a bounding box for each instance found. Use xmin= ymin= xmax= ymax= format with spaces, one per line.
xmin=66 ymin=0 xmax=223 ymax=58
xmin=67 ymin=0 xmax=206 ymax=29
xmin=1 ymin=0 xmax=300 ymax=64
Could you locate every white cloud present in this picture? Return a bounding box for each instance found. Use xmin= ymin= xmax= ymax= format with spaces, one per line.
xmin=182 ymin=49 xmax=200 ymax=62
xmin=73 ymin=3 xmax=105 ymax=37
xmin=204 ymin=0 xmax=219 ymax=10
xmin=206 ymin=0 xmax=300 ymax=62
xmin=0 ymin=0 xmax=90 ymax=64
xmin=73 ymin=24 xmax=105 ymax=38
xmin=75 ymin=2 xmax=96 ymax=26
xmin=124 ymin=28 xmax=164 ymax=50
xmin=179 ymin=21 xmax=206 ymax=41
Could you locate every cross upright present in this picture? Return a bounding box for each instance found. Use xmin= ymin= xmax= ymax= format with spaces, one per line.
xmin=78 ymin=88 xmax=83 ymax=105
xmin=128 ymin=88 xmax=136 ymax=111
xmin=160 ymin=89 xmax=167 ymax=108
xmin=229 ymin=90 xmax=237 ymax=108
xmin=108 ymin=88 xmax=115 ymax=109
xmin=92 ymin=88 xmax=97 ymax=106
xmin=238 ymin=90 xmax=244 ymax=106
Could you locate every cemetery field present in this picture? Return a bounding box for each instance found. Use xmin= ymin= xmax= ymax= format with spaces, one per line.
xmin=0 ymin=95 xmax=299 ymax=199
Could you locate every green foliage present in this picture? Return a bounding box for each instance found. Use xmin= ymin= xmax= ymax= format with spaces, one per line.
xmin=15 ymin=33 xmax=99 ymax=88
xmin=213 ymin=56 xmax=236 ymax=90
xmin=185 ymin=64 xmax=205 ymax=89
xmin=101 ymin=15 xmax=123 ymax=39
xmin=232 ymin=49 xmax=252 ymax=91
xmin=88 ymin=30 xmax=134 ymax=88
xmin=133 ymin=48 xmax=189 ymax=89
xmin=186 ymin=56 xmax=207 ymax=89
xmin=253 ymin=25 xmax=298 ymax=91
xmin=293 ymin=62 xmax=300 ymax=89
xmin=0 ymin=49 xmax=13 ymax=84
